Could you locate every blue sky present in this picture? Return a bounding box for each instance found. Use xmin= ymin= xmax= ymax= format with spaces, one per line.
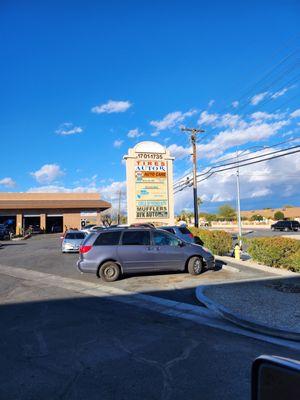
xmin=1 ymin=0 xmax=300 ymax=213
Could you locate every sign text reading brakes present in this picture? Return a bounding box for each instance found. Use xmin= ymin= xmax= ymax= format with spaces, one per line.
xmin=135 ymin=160 xmax=166 ymax=171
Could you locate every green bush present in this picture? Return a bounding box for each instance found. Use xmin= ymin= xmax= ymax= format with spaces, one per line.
xmin=247 ymin=237 xmax=300 ymax=270
xmin=189 ymin=227 xmax=232 ymax=255
xmin=282 ymin=250 xmax=300 ymax=272
xmin=274 ymin=211 xmax=284 ymax=220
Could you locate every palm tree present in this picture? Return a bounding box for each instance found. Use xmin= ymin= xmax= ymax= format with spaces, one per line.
xmin=197 ymin=197 xmax=203 ymax=214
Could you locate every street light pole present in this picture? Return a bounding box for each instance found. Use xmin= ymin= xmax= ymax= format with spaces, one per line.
xmin=117 ymin=190 xmax=122 ymax=225
xmin=234 ymin=145 xmax=267 ymax=247
xmin=181 ymin=127 xmax=205 ymax=228
xmin=236 ymin=151 xmax=242 ymax=247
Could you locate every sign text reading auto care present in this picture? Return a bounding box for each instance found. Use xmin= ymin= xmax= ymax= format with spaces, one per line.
xmin=135 ymin=153 xmax=169 ymax=219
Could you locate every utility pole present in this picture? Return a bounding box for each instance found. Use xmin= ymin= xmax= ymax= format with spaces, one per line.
xmin=117 ymin=190 xmax=122 ymax=225
xmin=181 ymin=127 xmax=205 ymax=228
xmin=236 ymin=151 xmax=242 ymax=247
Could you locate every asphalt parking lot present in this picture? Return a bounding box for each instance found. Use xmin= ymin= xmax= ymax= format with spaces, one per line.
xmin=0 ymin=234 xmax=275 ymax=305
xmin=1 ymin=234 xmax=299 ymax=400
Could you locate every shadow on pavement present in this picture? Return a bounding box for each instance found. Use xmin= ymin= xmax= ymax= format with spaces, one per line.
xmin=0 ymin=242 xmax=27 ymax=247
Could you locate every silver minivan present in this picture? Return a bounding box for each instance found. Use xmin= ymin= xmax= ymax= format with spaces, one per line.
xmin=77 ymin=227 xmax=215 ymax=281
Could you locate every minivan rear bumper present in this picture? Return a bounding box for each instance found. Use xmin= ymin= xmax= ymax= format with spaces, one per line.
xmin=77 ymin=259 xmax=98 ymax=274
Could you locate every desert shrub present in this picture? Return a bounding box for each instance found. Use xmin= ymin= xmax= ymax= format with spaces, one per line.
xmin=247 ymin=237 xmax=300 ymax=269
xmin=282 ymin=250 xmax=300 ymax=272
xmin=274 ymin=211 xmax=284 ymax=220
xmin=189 ymin=227 xmax=232 ymax=255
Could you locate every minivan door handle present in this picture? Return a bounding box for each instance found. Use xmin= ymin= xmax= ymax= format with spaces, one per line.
xmin=146 ymin=246 xmax=154 ymax=251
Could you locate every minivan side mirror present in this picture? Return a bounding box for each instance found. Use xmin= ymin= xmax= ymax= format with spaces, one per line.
xmin=252 ymin=355 xmax=300 ymax=400
xmin=194 ymin=236 xmax=204 ymax=246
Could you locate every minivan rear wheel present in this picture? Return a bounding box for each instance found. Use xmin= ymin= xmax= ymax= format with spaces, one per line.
xmin=187 ymin=256 xmax=203 ymax=275
xmin=99 ymin=262 xmax=120 ymax=282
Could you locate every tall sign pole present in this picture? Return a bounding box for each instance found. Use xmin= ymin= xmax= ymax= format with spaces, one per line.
xmin=181 ymin=127 xmax=205 ymax=228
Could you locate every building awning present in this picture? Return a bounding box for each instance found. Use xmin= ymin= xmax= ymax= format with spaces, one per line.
xmin=0 ymin=200 xmax=111 ymax=210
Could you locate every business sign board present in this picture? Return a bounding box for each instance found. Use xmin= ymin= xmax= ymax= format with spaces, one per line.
xmin=124 ymin=142 xmax=175 ymax=225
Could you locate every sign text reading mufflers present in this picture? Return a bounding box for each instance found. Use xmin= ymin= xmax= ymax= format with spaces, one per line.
xmin=135 ymin=153 xmax=169 ymax=219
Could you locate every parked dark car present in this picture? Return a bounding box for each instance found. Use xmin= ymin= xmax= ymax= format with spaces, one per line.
xmin=77 ymin=227 xmax=215 ymax=282
xmin=160 ymin=225 xmax=194 ymax=243
xmin=28 ymin=225 xmax=43 ymax=234
xmin=0 ymin=224 xmax=11 ymax=240
xmin=271 ymin=220 xmax=300 ymax=232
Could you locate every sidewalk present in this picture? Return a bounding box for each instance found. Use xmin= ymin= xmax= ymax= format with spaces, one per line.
xmin=196 ymin=276 xmax=300 ymax=340
xmin=216 ymin=255 xmax=296 ymax=276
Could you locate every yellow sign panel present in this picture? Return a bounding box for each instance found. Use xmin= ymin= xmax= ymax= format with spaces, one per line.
xmin=135 ymin=157 xmax=169 ymax=219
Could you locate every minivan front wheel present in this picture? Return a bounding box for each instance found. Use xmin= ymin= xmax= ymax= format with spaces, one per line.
xmin=99 ymin=262 xmax=120 ymax=282
xmin=187 ymin=256 xmax=203 ymax=275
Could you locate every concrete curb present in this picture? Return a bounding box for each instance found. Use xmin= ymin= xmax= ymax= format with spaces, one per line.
xmin=195 ymin=285 xmax=300 ymax=342
xmin=221 ymin=264 xmax=240 ymax=273
xmin=216 ymin=255 xmax=296 ymax=276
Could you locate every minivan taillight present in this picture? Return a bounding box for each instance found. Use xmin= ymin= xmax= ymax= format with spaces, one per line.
xmin=188 ymin=233 xmax=194 ymax=238
xmin=80 ymin=245 xmax=92 ymax=254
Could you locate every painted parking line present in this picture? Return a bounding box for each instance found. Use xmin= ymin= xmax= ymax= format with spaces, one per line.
xmin=0 ymin=263 xmax=299 ymax=351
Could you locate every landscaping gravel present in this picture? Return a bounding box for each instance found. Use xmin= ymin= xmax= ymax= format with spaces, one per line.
xmin=203 ymin=277 xmax=300 ymax=333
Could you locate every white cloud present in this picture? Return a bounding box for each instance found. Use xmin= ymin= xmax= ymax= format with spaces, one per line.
xmin=27 ymin=185 xmax=98 ymax=193
xmin=208 ymin=100 xmax=215 ymax=107
xmin=167 ymin=144 xmax=191 ymax=160
xmin=113 ymin=139 xmax=123 ymax=148
xmin=251 ymin=111 xmax=284 ymax=121
xmin=232 ymin=101 xmax=239 ymax=108
xmin=99 ymin=180 xmax=127 ymax=211
xmin=55 ymin=122 xmax=83 ymax=136
xmin=290 ymin=108 xmax=300 ymax=118
xmin=198 ymin=111 xmax=218 ymax=126
xmin=91 ymin=100 xmax=132 ymax=114
xmin=219 ymin=113 xmax=242 ymax=128
xmin=271 ymin=87 xmax=289 ymax=99
xmin=150 ymin=131 xmax=160 ymax=137
xmin=30 ymin=164 xmax=64 ymax=184
xmin=127 ymin=128 xmax=143 ymax=138
xmin=198 ymin=120 xmax=289 ymax=159
xmin=0 ymin=177 xmax=16 ymax=188
xmin=174 ymin=147 xmax=300 ymax=210
xmin=198 ymin=111 xmax=243 ymax=129
xmin=250 ymin=92 xmax=268 ymax=105
xmin=251 ymin=188 xmax=272 ymax=198
xmin=150 ymin=109 xmax=197 ymax=131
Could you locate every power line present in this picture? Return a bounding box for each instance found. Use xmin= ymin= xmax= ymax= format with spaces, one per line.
xmin=174 ymin=147 xmax=300 ymax=194
xmin=173 ymin=139 xmax=300 ymax=190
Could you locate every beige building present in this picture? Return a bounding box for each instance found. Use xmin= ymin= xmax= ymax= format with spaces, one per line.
xmin=0 ymin=192 xmax=111 ymax=233
xmin=124 ymin=141 xmax=175 ymax=226
xmin=241 ymin=206 xmax=300 ymax=220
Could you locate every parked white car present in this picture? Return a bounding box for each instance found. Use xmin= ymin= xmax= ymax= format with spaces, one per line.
xmin=62 ymin=230 xmax=87 ymax=253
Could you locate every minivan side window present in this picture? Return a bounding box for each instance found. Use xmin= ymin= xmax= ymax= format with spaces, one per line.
xmin=153 ymin=231 xmax=181 ymax=247
xmin=94 ymin=231 xmax=121 ymax=246
xmin=161 ymin=228 xmax=175 ymax=234
xmin=122 ymin=231 xmax=150 ymax=245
